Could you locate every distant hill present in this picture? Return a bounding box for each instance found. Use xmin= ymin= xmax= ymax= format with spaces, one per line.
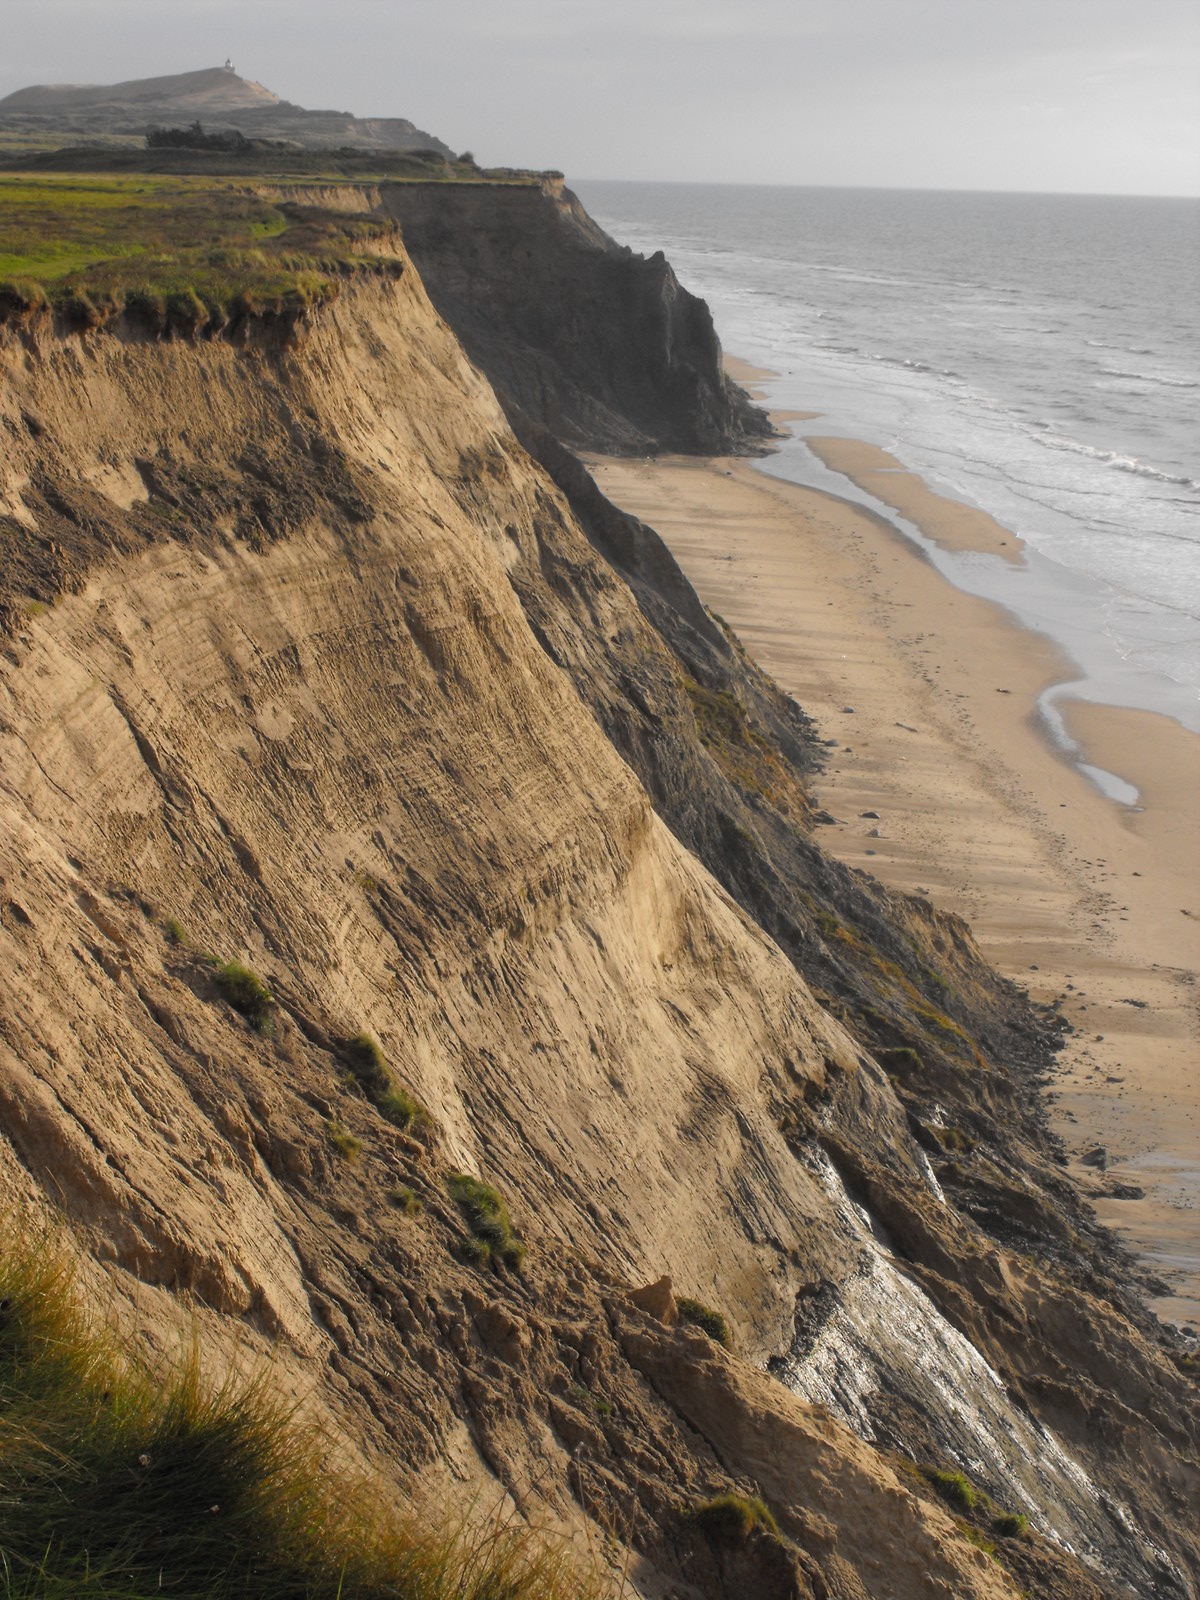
xmin=0 ymin=65 xmax=455 ymax=157
xmin=0 ymin=66 xmax=280 ymax=114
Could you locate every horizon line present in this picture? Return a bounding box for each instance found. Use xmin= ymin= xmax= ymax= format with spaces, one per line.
xmin=567 ymin=175 xmax=1200 ymax=203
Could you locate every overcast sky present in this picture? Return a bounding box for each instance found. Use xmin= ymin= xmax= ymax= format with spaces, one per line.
xmin=2 ymin=0 xmax=1197 ymax=195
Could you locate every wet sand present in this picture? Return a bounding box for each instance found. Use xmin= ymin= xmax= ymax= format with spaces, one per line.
xmin=804 ymin=437 xmax=1025 ymax=562
xmin=585 ymin=446 xmax=1200 ymax=1325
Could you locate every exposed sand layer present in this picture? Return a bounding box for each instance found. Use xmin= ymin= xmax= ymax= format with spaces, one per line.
xmin=587 ymin=448 xmax=1200 ymax=1325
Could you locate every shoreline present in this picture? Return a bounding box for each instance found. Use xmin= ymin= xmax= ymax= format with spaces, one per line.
xmin=586 ymin=435 xmax=1200 ymax=1326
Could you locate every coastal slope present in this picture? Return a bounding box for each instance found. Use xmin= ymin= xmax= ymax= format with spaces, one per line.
xmin=0 ymin=189 xmax=1196 ymax=1598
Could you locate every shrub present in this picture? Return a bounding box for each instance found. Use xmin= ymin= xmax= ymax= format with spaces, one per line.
xmin=676 ymin=1296 xmax=731 ymax=1348
xmin=688 ymin=1492 xmax=779 ymax=1544
xmin=162 ymin=916 xmax=187 ymax=946
xmin=448 ymin=1172 xmax=525 ymax=1271
xmin=213 ymin=960 xmax=273 ymax=1033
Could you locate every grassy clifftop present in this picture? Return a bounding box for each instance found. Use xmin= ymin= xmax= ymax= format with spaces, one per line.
xmin=0 ymin=172 xmax=402 ymax=329
xmin=0 ymin=148 xmax=545 ymax=332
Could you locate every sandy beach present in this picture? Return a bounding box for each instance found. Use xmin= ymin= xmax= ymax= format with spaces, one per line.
xmin=586 ymin=419 xmax=1200 ymax=1325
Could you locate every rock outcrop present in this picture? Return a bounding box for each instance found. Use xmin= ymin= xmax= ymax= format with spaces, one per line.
xmin=0 ymin=201 xmax=1195 ymax=1598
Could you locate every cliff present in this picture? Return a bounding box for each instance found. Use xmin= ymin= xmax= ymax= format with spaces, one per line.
xmin=0 ymin=191 xmax=1196 ymax=1599
xmin=383 ymin=180 xmax=775 ymax=455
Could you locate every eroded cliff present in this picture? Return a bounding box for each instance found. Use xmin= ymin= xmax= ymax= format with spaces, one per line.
xmin=382 ymin=179 xmax=774 ymax=456
xmin=0 ymin=212 xmax=1195 ymax=1600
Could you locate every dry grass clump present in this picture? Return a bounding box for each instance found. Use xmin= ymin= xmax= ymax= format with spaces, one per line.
xmin=0 ymin=1224 xmax=602 ymax=1598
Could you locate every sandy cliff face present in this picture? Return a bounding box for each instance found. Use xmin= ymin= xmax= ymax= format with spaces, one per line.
xmin=0 ymin=233 xmax=1195 ymax=1598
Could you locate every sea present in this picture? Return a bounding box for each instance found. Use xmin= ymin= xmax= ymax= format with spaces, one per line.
xmin=572 ymin=181 xmax=1200 ymax=786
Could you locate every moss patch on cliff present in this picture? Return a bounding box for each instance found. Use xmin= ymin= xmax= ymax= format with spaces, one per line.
xmin=0 ymin=172 xmax=401 ymax=330
xmin=684 ymin=675 xmax=805 ymax=817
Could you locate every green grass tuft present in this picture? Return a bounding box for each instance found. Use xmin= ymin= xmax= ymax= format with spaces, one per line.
xmin=448 ymin=1173 xmax=526 ymax=1272
xmin=326 ymin=1119 xmax=362 ymax=1163
xmin=385 ymin=1185 xmax=423 ymax=1217
xmin=993 ymin=1510 xmax=1028 ymax=1538
xmin=375 ymin=1087 xmax=426 ymax=1132
xmin=927 ymin=1468 xmax=978 ymax=1513
xmin=212 ymin=960 xmax=273 ymax=1034
xmin=676 ymin=1297 xmax=731 ymax=1348
xmin=344 ymin=1032 xmax=390 ymax=1096
xmin=343 ymin=1033 xmax=428 ymax=1132
xmin=686 ymin=1491 xmax=779 ymax=1544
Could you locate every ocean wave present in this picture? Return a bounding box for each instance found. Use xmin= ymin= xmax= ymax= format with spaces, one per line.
xmin=1040 ymin=434 xmax=1200 ymax=489
xmin=871 ymin=354 xmax=964 ymax=378
xmin=1098 ymin=365 xmax=1199 ymax=389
